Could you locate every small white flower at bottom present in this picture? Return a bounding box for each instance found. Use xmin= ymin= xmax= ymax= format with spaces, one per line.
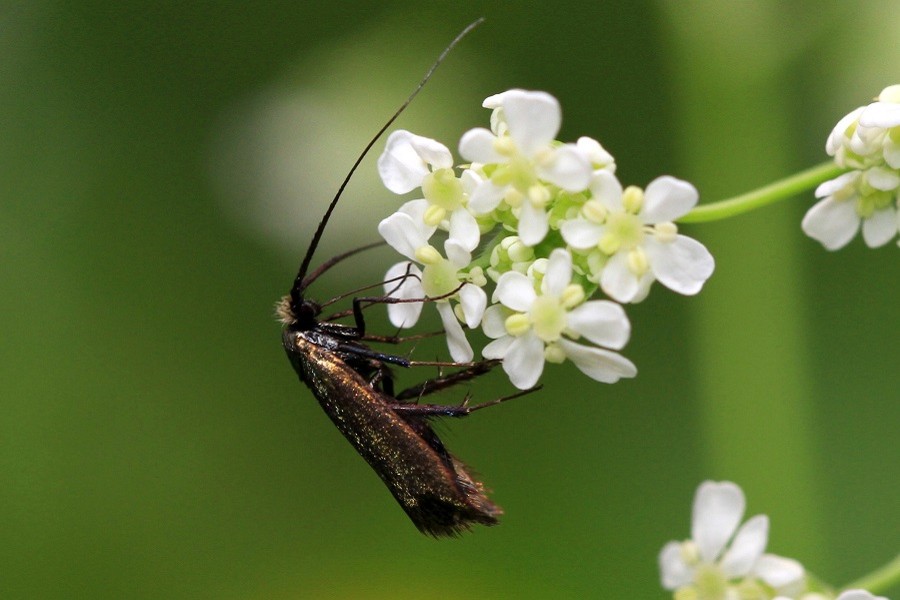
xmin=774 ymin=591 xmax=889 ymax=600
xmin=659 ymin=481 xmax=805 ymax=600
xmin=832 ymin=591 xmax=889 ymax=600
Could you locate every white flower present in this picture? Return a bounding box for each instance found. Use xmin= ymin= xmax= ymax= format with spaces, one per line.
xmin=481 ymin=248 xmax=636 ymax=389
xmin=808 ymin=85 xmax=900 ymax=250
xmin=459 ymin=89 xmax=592 ymax=246
xmin=774 ymin=591 xmax=889 ymax=600
xmin=377 ymin=130 xmax=481 ymax=251
xmin=561 ymin=172 xmax=715 ymax=303
xmin=802 ymin=170 xmax=899 ymax=250
xmin=378 ymin=208 xmax=486 ymax=363
xmin=659 ymin=481 xmax=805 ymax=600
xmin=833 ymin=591 xmax=888 ymax=600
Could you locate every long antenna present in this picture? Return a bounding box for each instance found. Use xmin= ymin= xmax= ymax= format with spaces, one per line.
xmin=290 ymin=17 xmax=485 ymax=304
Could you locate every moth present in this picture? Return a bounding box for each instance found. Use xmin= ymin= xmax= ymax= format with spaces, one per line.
xmin=276 ymin=19 xmax=519 ymax=537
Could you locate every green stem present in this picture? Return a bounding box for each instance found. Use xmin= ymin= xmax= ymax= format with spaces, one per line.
xmin=677 ymin=161 xmax=847 ymax=223
xmin=844 ymin=553 xmax=900 ymax=595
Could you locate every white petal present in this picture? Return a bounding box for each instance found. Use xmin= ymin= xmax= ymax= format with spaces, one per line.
xmin=459 ymin=127 xmax=504 ymax=164
xmin=483 ymin=89 xmax=536 ymax=110
xmin=835 ymin=591 xmax=884 ymax=600
xmin=377 ymin=212 xmax=430 ymax=260
xmin=448 ymin=207 xmax=480 ymax=252
xmin=436 ymin=302 xmax=473 ymax=363
xmin=481 ymin=305 xmax=507 ymax=339
xmin=561 ymin=219 xmax=604 ymax=250
xmin=537 ymin=144 xmax=592 ymax=192
xmin=849 ymin=126 xmax=884 ymax=157
xmin=460 ymin=167 xmax=483 ymax=193
xmin=576 ymin=136 xmax=616 ymax=171
xmin=458 ymin=284 xmax=486 ymax=328
xmin=691 ymin=481 xmax=745 ymax=564
xmin=859 ymin=101 xmax=900 ymax=128
xmin=589 ymin=170 xmax=624 ymax=210
xmin=518 ymin=198 xmax=550 ymax=246
xmin=659 ymin=541 xmax=694 ymax=590
xmin=814 ymin=171 xmax=858 ymax=198
xmin=752 ymin=554 xmax=805 ymax=588
xmin=542 ymin=249 xmax=573 ymax=296
xmin=629 ymin=272 xmax=655 ymax=303
xmin=496 ymin=271 xmax=537 ymax=312
xmin=719 ymin=515 xmax=768 ymax=578
xmin=396 ymin=198 xmax=431 ymax=223
xmin=468 ymin=180 xmax=507 ymax=214
xmin=483 ymin=335 xmax=514 ymax=359
xmin=642 ymin=176 xmax=699 ymax=223
xmin=407 ymin=132 xmax=453 ymax=169
xmin=861 ymin=207 xmax=898 ymax=247
xmin=801 ymin=197 xmax=861 ymax=250
xmin=599 ymin=252 xmax=640 ymax=303
xmin=645 ymin=235 xmax=715 ymax=296
xmin=556 ymin=338 xmax=637 ymax=383
xmin=443 ymin=239 xmax=472 ymax=269
xmin=502 ymin=331 xmax=546 ymax=389
xmin=865 ymin=166 xmax=900 ymax=191
xmin=385 ymin=260 xmax=422 ymax=286
xmin=826 ymin=107 xmax=864 ymax=155
xmin=566 ymin=301 xmax=631 ymax=349
xmin=884 ymin=137 xmax=900 ymax=169
xmin=377 ymin=130 xmax=452 ymax=194
xmin=501 ymin=90 xmax=561 ymax=156
xmin=482 ymin=91 xmax=507 ymax=109
xmin=384 ymin=262 xmax=424 ymax=328
xmin=877 ymin=84 xmax=900 ymax=101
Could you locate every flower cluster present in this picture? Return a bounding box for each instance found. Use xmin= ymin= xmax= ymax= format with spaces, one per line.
xmin=377 ymin=89 xmax=715 ymax=389
xmin=803 ymin=85 xmax=900 ymax=250
xmin=659 ymin=481 xmax=890 ymax=600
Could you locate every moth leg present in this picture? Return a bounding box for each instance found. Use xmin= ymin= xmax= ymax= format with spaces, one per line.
xmin=336 ymin=342 xmax=410 ymax=368
xmin=394 ymin=360 xmax=500 ymax=401
xmin=359 ymin=362 xmax=394 ymax=396
xmin=389 ymin=386 xmax=540 ymax=418
xmin=360 ymin=329 xmax=445 ymax=345
xmin=349 ymin=277 xmax=467 ymax=336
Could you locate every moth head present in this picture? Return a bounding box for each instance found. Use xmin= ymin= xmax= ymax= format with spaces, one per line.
xmin=276 ymin=295 xmax=321 ymax=329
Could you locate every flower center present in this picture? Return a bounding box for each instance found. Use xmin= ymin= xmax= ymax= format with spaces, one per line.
xmin=528 ymin=295 xmax=567 ymax=342
xmin=421 ymin=259 xmax=460 ymax=298
xmin=491 ymin=147 xmax=538 ymax=193
xmin=422 ymin=168 xmax=464 ymax=212
xmin=691 ymin=563 xmax=728 ymax=600
xmin=598 ymin=211 xmax=644 ymax=254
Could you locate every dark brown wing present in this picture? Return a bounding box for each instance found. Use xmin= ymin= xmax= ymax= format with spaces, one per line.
xmin=283 ymin=330 xmax=501 ymax=536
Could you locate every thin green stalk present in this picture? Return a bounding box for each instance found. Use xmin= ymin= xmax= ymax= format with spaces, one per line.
xmin=678 ymin=161 xmax=847 ymax=223
xmin=844 ymin=553 xmax=900 ymax=595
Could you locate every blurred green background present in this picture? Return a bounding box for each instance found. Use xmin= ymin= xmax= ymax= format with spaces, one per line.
xmin=2 ymin=2 xmax=897 ymax=598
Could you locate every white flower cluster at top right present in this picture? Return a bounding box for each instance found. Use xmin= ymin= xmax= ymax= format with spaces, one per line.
xmin=803 ymin=85 xmax=900 ymax=250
